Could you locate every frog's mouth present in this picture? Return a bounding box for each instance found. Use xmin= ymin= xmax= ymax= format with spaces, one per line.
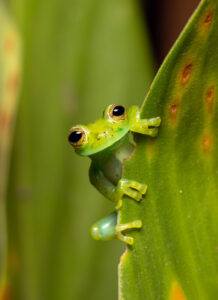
xmin=76 ymin=126 xmax=129 ymax=157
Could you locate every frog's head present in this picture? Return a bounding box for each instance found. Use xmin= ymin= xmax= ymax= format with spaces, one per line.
xmin=68 ymin=104 xmax=131 ymax=156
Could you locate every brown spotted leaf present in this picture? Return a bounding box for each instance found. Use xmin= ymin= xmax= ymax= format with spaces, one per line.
xmin=119 ymin=0 xmax=218 ymax=299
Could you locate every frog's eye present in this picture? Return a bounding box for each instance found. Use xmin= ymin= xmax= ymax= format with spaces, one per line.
xmin=68 ymin=127 xmax=87 ymax=148
xmin=106 ymin=104 xmax=126 ymax=121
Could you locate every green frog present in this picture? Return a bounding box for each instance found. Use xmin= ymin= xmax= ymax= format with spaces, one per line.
xmin=68 ymin=104 xmax=161 ymax=245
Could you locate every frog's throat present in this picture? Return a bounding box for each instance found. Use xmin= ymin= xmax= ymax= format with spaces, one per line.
xmin=76 ymin=128 xmax=130 ymax=157
xmin=87 ymin=133 xmax=131 ymax=159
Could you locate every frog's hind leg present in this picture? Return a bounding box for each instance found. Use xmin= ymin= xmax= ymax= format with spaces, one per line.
xmin=116 ymin=219 xmax=142 ymax=245
xmin=90 ymin=212 xmax=142 ymax=245
xmin=90 ymin=212 xmax=117 ymax=241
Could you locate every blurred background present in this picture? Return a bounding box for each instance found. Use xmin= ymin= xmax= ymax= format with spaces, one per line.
xmin=0 ymin=0 xmax=199 ymax=299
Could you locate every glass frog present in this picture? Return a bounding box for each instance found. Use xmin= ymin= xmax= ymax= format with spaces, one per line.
xmin=68 ymin=104 xmax=161 ymax=245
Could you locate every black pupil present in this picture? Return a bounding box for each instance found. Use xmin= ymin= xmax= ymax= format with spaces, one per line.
xmin=68 ymin=131 xmax=83 ymax=144
xmin=112 ymin=105 xmax=125 ymax=116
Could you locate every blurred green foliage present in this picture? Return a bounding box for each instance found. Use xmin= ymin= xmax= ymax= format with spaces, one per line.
xmin=0 ymin=2 xmax=21 ymax=296
xmin=3 ymin=0 xmax=154 ymax=299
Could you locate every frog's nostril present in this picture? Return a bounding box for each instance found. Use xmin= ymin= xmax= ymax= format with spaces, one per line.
xmin=97 ymin=131 xmax=107 ymax=140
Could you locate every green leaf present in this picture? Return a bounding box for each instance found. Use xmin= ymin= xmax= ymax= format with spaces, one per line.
xmin=0 ymin=2 xmax=21 ymax=294
xmin=120 ymin=0 xmax=218 ymax=299
xmin=6 ymin=0 xmax=154 ymax=299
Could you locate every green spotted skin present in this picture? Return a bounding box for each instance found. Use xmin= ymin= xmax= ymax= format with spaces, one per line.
xmin=119 ymin=0 xmax=218 ymax=299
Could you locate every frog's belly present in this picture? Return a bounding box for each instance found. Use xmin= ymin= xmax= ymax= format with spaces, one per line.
xmin=101 ymin=141 xmax=135 ymax=185
xmin=102 ymin=156 xmax=122 ymax=186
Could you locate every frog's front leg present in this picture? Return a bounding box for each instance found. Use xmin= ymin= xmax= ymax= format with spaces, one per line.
xmin=115 ymin=179 xmax=147 ymax=210
xmin=129 ymin=105 xmax=161 ymax=137
xmin=89 ymin=162 xmax=117 ymax=201
xmin=90 ymin=162 xmax=147 ymax=210
xmin=91 ymin=211 xmax=142 ymax=245
xmin=89 ymin=162 xmax=147 ymax=209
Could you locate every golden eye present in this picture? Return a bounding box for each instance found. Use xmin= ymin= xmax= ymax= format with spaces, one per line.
xmin=68 ymin=127 xmax=87 ymax=148
xmin=107 ymin=104 xmax=126 ymax=121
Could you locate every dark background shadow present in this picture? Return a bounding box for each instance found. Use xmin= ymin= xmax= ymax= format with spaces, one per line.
xmin=143 ymin=0 xmax=200 ymax=65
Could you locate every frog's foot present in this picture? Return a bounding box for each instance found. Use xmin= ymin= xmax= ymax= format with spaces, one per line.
xmin=116 ymin=220 xmax=142 ymax=245
xmin=140 ymin=117 xmax=161 ymax=137
xmin=131 ymin=116 xmax=161 ymax=137
xmin=147 ymin=117 xmax=161 ymax=128
xmin=147 ymin=117 xmax=161 ymax=137
xmin=115 ymin=179 xmax=147 ymax=210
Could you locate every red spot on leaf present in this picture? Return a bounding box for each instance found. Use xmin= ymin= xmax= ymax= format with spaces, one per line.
xmin=199 ymin=9 xmax=214 ymax=33
xmin=181 ymin=63 xmax=193 ymax=85
xmin=170 ymin=281 xmax=186 ymax=300
xmin=202 ymin=134 xmax=213 ymax=154
xmin=205 ymin=86 xmax=215 ymax=113
xmin=203 ymin=10 xmax=213 ymax=26
xmin=169 ymin=100 xmax=180 ymax=124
